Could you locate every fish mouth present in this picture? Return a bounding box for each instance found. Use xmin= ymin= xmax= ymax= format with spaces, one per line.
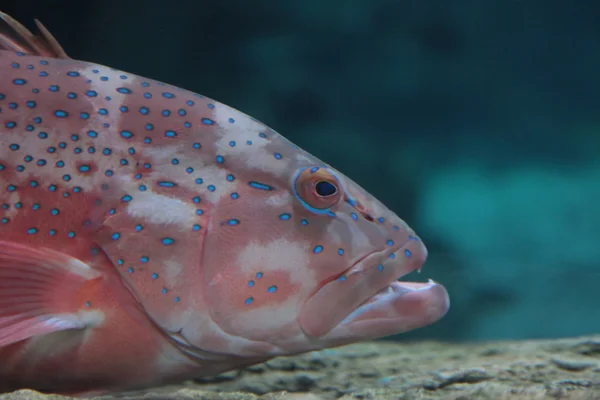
xmin=298 ymin=236 xmax=449 ymax=340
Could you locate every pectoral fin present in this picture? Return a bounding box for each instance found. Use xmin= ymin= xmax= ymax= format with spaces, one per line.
xmin=0 ymin=240 xmax=103 ymax=347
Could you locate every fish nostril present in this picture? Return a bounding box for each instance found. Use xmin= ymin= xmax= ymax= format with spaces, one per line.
xmin=354 ymin=201 xmax=376 ymax=222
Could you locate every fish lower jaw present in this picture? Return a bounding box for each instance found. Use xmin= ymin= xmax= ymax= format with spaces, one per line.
xmin=297 ymin=237 xmax=432 ymax=339
xmin=322 ymin=279 xmax=450 ymax=342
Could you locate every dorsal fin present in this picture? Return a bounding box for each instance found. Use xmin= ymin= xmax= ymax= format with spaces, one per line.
xmin=0 ymin=11 xmax=69 ymax=58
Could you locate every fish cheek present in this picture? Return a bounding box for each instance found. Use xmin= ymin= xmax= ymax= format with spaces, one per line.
xmin=201 ymin=219 xmax=312 ymax=341
xmin=205 ymin=265 xmax=302 ymax=340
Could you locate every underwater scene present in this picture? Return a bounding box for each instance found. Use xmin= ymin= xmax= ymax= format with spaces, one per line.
xmin=0 ymin=1 xmax=598 ymax=399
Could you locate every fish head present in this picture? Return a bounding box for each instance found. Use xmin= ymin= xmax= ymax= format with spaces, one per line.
xmin=191 ymin=122 xmax=450 ymax=357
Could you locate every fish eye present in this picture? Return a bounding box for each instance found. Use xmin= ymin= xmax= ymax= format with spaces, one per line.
xmin=315 ymin=180 xmax=337 ymax=197
xmin=294 ymin=167 xmax=343 ymax=213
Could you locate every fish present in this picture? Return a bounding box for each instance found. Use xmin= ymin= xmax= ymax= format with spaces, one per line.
xmin=0 ymin=11 xmax=449 ymax=396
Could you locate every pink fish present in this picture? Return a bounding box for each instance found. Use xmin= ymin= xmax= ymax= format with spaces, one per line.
xmin=0 ymin=11 xmax=449 ymax=396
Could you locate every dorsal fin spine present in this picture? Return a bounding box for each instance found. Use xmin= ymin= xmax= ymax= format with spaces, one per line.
xmin=0 ymin=11 xmax=69 ymax=58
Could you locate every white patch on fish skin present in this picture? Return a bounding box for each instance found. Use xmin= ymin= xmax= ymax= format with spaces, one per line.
xmin=213 ymin=104 xmax=293 ymax=174
xmin=126 ymin=191 xmax=197 ymax=227
xmin=333 ymin=213 xmax=372 ymax=250
xmin=141 ymin=146 xmax=233 ymax=204
xmin=141 ymin=146 xmax=209 ymax=190
xmin=201 ymin=165 xmax=236 ymax=203
xmin=213 ymin=103 xmax=270 ymax=151
xmin=19 ymin=326 xmax=95 ymax=361
xmin=323 ymin=221 xmax=343 ymax=244
xmin=142 ymin=145 xmax=188 ymax=166
xmin=3 ymin=192 xmax=20 ymax=218
xmin=162 ymin=258 xmax=185 ymax=288
xmin=78 ymin=64 xmax=133 ymax=131
xmin=214 ymin=132 xmax=268 ymax=158
xmin=65 ymin=257 xmax=102 ymax=278
xmin=265 ymin=191 xmax=293 ymax=207
xmin=294 ymin=152 xmax=315 ymax=164
xmin=246 ymin=152 xmax=292 ymax=175
xmin=52 ymin=310 xmax=106 ymax=329
xmin=229 ymin=296 xmax=300 ymax=339
xmin=348 ymin=220 xmax=373 ymax=249
xmin=237 ymin=238 xmax=316 ymax=286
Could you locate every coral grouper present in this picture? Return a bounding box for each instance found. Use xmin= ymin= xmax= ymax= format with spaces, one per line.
xmin=0 ymin=11 xmax=449 ymax=396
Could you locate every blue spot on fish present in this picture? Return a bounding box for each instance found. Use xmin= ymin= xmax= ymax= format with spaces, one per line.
xmin=249 ymin=181 xmax=273 ymax=191
xmin=158 ymin=181 xmax=176 ymax=188
xmin=161 ymin=237 xmax=175 ymax=245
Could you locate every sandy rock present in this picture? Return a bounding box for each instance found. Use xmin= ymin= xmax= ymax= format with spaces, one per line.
xmin=3 ymin=335 xmax=599 ymax=400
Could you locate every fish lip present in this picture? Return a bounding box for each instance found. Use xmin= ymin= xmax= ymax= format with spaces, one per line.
xmin=309 ymin=243 xmax=403 ymax=299
xmin=352 ymin=236 xmax=428 ymax=301
xmin=353 ymin=246 xmax=399 ymax=275
xmin=340 ymin=239 xmax=411 ymax=282
xmin=320 ymin=280 xmax=450 ymax=343
xmin=298 ymin=237 xmax=426 ymax=338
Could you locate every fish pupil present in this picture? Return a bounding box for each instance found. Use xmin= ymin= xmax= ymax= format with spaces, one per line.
xmin=315 ymin=181 xmax=337 ymax=197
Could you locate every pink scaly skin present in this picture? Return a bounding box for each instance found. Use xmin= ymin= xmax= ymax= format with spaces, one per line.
xmin=0 ymin=12 xmax=449 ymax=396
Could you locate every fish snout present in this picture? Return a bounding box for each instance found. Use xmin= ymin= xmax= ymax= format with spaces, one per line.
xmin=297 ymin=217 xmax=448 ymax=345
xmin=297 ymin=212 xmax=428 ymax=338
xmin=354 ymin=198 xmax=427 ymax=274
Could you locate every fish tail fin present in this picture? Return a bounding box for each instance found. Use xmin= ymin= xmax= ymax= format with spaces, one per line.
xmin=0 ymin=11 xmax=69 ymax=58
xmin=0 ymin=241 xmax=103 ymax=347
